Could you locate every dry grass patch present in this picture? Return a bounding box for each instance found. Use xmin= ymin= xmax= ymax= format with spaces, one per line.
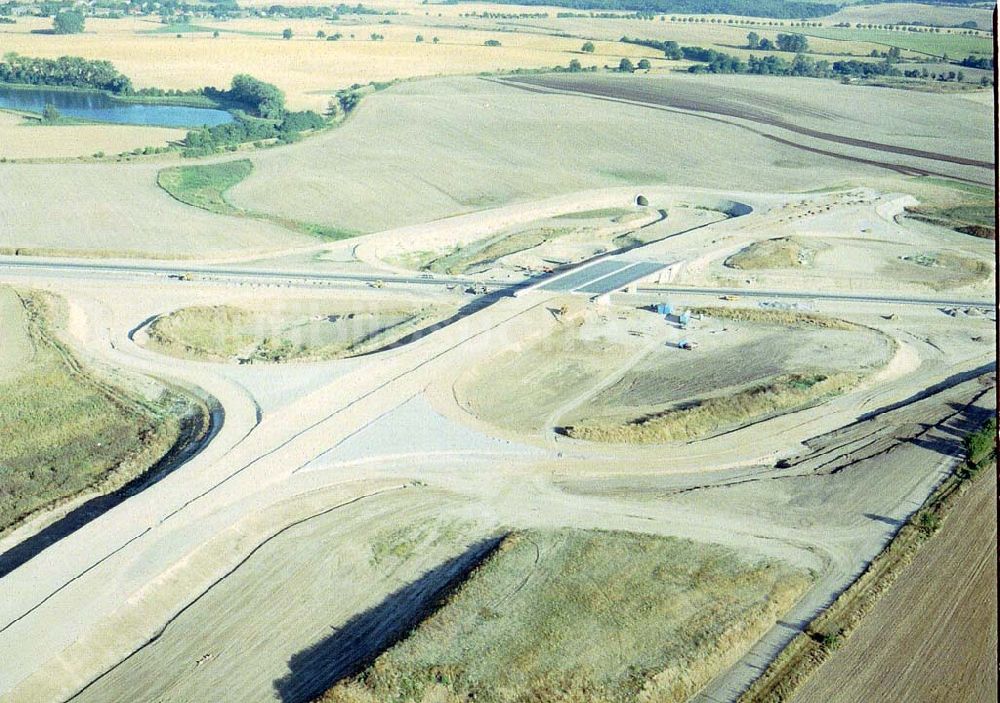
xmin=145 ymin=301 xmax=449 ymax=363
xmin=568 ymin=372 xmax=859 ymax=443
xmin=322 ymin=529 xmax=812 ymax=703
xmin=692 ymin=307 xmax=855 ymax=330
xmin=0 ymin=288 xmax=198 ymax=532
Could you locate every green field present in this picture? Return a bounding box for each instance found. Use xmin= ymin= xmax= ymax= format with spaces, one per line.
xmin=157 ymin=159 xmax=251 ymax=216
xmin=322 ymin=529 xmax=811 ymax=703
xmin=800 ymin=28 xmax=992 ymax=58
xmin=906 ymin=203 xmax=996 ymax=239
xmin=0 ymin=288 xmax=198 ymax=532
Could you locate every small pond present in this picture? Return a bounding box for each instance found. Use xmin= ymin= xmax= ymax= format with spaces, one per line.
xmin=0 ymin=85 xmax=233 ymax=127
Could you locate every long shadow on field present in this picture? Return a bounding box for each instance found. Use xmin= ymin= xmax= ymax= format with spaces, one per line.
xmin=905 ymin=401 xmax=995 ymax=459
xmin=857 ymin=362 xmax=996 ymax=425
xmin=272 ymin=535 xmax=504 ymax=703
xmin=0 ymin=402 xmax=219 ymax=579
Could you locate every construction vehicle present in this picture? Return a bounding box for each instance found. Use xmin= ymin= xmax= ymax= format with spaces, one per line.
xmin=720 ymin=294 xmax=739 ymax=301
xmin=368 ymin=279 xmax=384 ymax=289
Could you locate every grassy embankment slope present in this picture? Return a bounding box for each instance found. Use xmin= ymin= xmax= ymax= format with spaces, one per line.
xmin=322 ymin=528 xmax=812 ymax=703
xmin=157 ymin=159 xmax=356 ymax=240
xmin=740 ymin=416 xmax=998 ymax=703
xmin=0 ymin=287 xmax=202 ymax=533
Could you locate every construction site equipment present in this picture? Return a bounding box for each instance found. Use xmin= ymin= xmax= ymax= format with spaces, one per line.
xmin=678 ymin=339 xmax=698 ymax=350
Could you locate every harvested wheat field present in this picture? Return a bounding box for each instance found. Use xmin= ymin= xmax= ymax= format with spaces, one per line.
xmin=0 ymin=111 xmax=184 ymax=161
xmin=0 ymin=163 xmax=311 ymax=256
xmin=504 ymin=73 xmax=994 ymax=180
xmin=141 ymin=298 xmax=452 ymax=363
xmin=824 ymin=2 xmax=993 ymax=29
xmin=793 ymin=469 xmax=998 ymax=703
xmin=230 ymin=76 xmax=905 ymax=234
xmin=0 ymin=16 xmax=658 ymax=112
xmin=322 ymin=529 xmax=812 ymax=703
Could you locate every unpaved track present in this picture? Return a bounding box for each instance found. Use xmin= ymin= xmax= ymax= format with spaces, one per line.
xmin=793 ymin=470 xmax=998 ymax=703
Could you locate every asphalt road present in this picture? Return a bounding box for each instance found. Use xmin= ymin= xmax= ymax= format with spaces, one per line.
xmin=0 ymin=256 xmax=480 ymax=289
xmin=1 ymin=256 xmax=993 ymax=310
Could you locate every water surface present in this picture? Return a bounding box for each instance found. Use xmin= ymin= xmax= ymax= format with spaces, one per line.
xmin=0 ymin=85 xmax=233 ymax=127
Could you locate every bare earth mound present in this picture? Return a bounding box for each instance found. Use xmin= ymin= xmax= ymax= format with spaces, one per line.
xmin=887 ymin=250 xmax=992 ymax=291
xmin=725 ymin=237 xmax=823 ymax=270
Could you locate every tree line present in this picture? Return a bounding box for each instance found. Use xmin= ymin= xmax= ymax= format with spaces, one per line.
xmin=619 ymin=37 xmax=908 ymax=79
xmin=462 ymin=0 xmax=838 ymax=19
xmin=182 ymin=110 xmax=325 ymax=156
xmin=621 ymin=34 xmax=991 ymax=81
xmin=0 ymin=54 xmax=133 ymax=93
